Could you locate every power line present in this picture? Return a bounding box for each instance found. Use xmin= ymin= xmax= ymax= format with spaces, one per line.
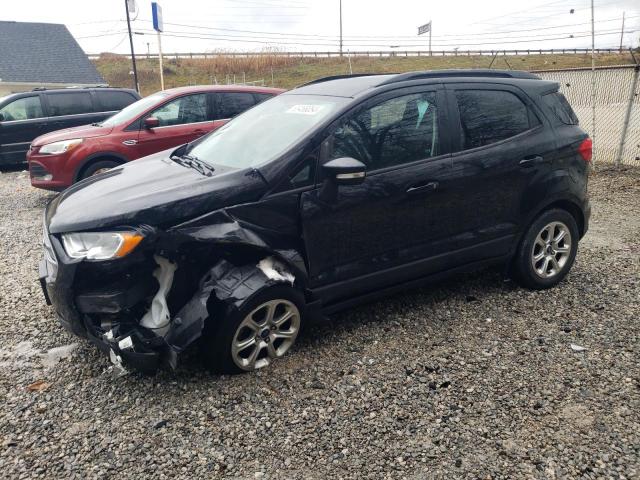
xmin=127 ymin=14 xmax=639 ymax=41
xmin=125 ymin=27 xmax=638 ymax=48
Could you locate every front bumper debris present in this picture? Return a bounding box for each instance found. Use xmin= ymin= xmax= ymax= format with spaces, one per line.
xmin=39 ymin=199 xmax=306 ymax=374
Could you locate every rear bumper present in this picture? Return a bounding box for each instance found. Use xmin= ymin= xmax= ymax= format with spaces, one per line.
xmin=582 ymin=198 xmax=591 ymax=238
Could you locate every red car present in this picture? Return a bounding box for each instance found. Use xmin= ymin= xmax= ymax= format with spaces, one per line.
xmin=28 ymin=85 xmax=284 ymax=190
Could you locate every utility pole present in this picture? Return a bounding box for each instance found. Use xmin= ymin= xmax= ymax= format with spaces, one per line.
xmin=619 ymin=11 xmax=625 ymax=52
xmin=590 ymin=0 xmax=596 ymax=164
xmin=339 ymin=0 xmax=343 ymax=57
xmin=125 ymin=0 xmax=140 ymax=93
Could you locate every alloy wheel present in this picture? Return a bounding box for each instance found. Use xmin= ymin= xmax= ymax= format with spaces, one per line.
xmin=531 ymin=221 xmax=572 ymax=279
xmin=231 ymin=299 xmax=301 ymax=371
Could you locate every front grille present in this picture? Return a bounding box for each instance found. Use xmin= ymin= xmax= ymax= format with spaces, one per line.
xmin=30 ymin=162 xmax=49 ymax=178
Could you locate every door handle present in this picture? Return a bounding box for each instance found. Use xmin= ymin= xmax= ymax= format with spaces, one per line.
xmin=519 ymin=155 xmax=547 ymax=167
xmin=406 ymin=181 xmax=439 ymax=196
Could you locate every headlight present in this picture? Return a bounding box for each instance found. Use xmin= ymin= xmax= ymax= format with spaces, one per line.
xmin=61 ymin=231 xmax=143 ymax=260
xmin=39 ymin=138 xmax=83 ymax=155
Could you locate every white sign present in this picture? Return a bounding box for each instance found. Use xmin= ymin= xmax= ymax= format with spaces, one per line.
xmin=286 ymin=105 xmax=324 ymax=115
xmin=418 ymin=21 xmax=431 ymax=35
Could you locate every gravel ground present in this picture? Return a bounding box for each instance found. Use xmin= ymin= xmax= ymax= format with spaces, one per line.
xmin=0 ymin=166 xmax=638 ymax=479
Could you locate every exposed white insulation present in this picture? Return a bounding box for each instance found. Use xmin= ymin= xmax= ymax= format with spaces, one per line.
xmin=257 ymin=257 xmax=295 ymax=285
xmin=140 ymin=255 xmax=177 ymax=335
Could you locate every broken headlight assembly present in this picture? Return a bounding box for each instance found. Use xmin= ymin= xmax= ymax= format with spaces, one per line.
xmin=61 ymin=231 xmax=143 ymax=261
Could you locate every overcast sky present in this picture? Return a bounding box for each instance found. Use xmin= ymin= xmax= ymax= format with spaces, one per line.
xmin=3 ymin=0 xmax=639 ymax=54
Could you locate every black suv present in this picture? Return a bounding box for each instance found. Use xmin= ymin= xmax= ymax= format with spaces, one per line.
xmin=0 ymin=87 xmax=140 ymax=165
xmin=40 ymin=70 xmax=591 ymax=374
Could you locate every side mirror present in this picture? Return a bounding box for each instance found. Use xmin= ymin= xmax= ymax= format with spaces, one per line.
xmin=0 ymin=113 xmax=4 ymax=122
xmin=144 ymin=117 xmax=160 ymax=129
xmin=322 ymin=157 xmax=366 ymax=186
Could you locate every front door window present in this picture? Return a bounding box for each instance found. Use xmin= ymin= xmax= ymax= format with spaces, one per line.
xmin=0 ymin=96 xmax=44 ymax=121
xmin=150 ymin=94 xmax=208 ymax=126
xmin=327 ymin=91 xmax=440 ymax=170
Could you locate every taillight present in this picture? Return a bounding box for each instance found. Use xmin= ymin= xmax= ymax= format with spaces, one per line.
xmin=577 ymin=138 xmax=592 ymax=162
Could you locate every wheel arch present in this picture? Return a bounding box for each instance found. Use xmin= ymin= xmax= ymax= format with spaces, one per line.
xmin=74 ymin=151 xmax=129 ymax=182
xmin=512 ymin=196 xmax=586 ymax=261
xmin=543 ymin=199 xmax=585 ymax=238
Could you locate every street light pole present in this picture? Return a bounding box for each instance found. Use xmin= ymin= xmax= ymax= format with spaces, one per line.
xmin=339 ymin=0 xmax=343 ymax=57
xmin=125 ymin=0 xmax=140 ymax=93
xmin=619 ymin=11 xmax=625 ymax=52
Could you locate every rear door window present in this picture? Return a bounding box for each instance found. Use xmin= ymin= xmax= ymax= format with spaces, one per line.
xmin=542 ymin=91 xmax=579 ymax=125
xmin=95 ymin=90 xmax=137 ymax=112
xmin=454 ymin=89 xmax=539 ymax=149
xmin=214 ymin=92 xmax=256 ymax=119
xmin=0 ymin=96 xmax=44 ymax=121
xmin=46 ymin=92 xmax=94 ymax=116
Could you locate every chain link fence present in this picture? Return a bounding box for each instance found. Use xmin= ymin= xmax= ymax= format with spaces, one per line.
xmin=535 ymin=65 xmax=640 ymax=167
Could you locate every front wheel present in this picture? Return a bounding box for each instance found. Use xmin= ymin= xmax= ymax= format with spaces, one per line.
xmin=80 ymin=160 xmax=120 ymax=180
xmin=512 ymin=208 xmax=579 ymax=290
xmin=201 ymin=285 xmax=305 ymax=374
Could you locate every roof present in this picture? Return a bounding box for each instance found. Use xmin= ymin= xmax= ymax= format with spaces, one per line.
xmin=289 ymin=75 xmax=395 ymax=97
xmin=289 ymin=69 xmax=545 ymax=98
xmin=159 ymin=85 xmax=286 ymax=95
xmin=0 ymin=21 xmax=104 ymax=85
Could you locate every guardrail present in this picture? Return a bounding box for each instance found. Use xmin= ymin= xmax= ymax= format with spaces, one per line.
xmin=87 ymin=48 xmax=629 ymax=60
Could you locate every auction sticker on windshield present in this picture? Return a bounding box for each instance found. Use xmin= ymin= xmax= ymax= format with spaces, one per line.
xmin=286 ymin=104 xmax=325 ymax=115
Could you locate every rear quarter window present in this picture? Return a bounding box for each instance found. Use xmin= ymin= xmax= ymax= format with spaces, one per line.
xmin=542 ymin=92 xmax=579 ymax=125
xmin=95 ymin=90 xmax=137 ymax=112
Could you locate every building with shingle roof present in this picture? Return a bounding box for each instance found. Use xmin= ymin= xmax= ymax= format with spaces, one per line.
xmin=0 ymin=21 xmax=105 ymax=95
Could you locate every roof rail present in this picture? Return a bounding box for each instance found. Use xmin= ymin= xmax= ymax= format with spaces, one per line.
xmin=377 ymin=69 xmax=540 ymax=86
xmin=296 ymin=73 xmax=391 ymax=89
xmin=32 ymin=85 xmax=111 ymax=92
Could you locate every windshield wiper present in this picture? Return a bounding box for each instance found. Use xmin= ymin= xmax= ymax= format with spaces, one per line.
xmin=170 ymin=154 xmax=215 ymax=177
xmin=91 ymin=122 xmax=102 ymax=127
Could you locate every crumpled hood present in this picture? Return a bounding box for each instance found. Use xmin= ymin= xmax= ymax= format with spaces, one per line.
xmin=32 ymin=124 xmax=114 ymax=147
xmin=46 ymin=151 xmax=268 ymax=234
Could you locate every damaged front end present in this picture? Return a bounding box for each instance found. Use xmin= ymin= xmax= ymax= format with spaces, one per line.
xmin=40 ymin=208 xmax=307 ymax=374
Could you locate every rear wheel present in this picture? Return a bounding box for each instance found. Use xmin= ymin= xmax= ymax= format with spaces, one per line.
xmin=201 ymin=285 xmax=305 ymax=374
xmin=80 ymin=159 xmax=121 ymax=179
xmin=512 ymin=208 xmax=579 ymax=290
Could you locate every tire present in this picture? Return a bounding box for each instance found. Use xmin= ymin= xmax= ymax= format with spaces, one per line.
xmin=80 ymin=159 xmax=121 ymax=180
xmin=512 ymin=208 xmax=579 ymax=290
xmin=201 ymin=285 xmax=306 ymax=374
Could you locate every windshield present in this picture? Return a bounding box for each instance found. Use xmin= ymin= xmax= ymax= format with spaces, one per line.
xmin=100 ymin=93 xmax=168 ymax=127
xmin=188 ymin=94 xmax=348 ymax=169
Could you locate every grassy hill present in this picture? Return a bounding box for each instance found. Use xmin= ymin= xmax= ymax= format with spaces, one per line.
xmin=93 ymin=52 xmax=636 ymax=96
